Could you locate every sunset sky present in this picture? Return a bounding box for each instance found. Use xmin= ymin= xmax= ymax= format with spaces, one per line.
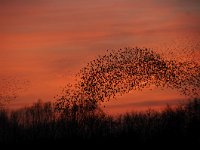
xmin=1 ymin=0 xmax=200 ymax=114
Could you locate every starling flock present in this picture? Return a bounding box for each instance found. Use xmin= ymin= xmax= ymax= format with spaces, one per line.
xmin=0 ymin=77 xmax=29 ymax=107
xmin=57 ymin=47 xmax=200 ymax=112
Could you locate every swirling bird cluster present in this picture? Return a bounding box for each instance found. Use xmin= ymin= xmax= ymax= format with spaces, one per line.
xmin=56 ymin=47 xmax=200 ymax=112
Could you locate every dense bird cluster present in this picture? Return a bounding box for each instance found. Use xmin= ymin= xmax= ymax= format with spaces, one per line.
xmin=56 ymin=47 xmax=200 ymax=112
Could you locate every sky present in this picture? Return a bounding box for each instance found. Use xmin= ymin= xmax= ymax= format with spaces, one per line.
xmin=0 ymin=0 xmax=200 ymax=114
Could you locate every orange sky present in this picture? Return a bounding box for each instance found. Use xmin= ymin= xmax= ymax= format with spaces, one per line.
xmin=0 ymin=0 xmax=200 ymax=114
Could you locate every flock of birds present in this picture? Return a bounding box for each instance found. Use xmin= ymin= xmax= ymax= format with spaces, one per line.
xmin=1 ymin=47 xmax=199 ymax=111
xmin=0 ymin=77 xmax=29 ymax=107
xmin=56 ymin=47 xmax=200 ymax=112
xmin=1 ymin=47 xmax=199 ymax=110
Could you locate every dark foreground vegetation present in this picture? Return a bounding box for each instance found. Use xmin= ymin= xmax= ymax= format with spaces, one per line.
xmin=0 ymin=99 xmax=200 ymax=147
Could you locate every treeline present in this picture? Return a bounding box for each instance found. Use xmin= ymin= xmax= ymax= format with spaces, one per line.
xmin=0 ymin=99 xmax=200 ymax=146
